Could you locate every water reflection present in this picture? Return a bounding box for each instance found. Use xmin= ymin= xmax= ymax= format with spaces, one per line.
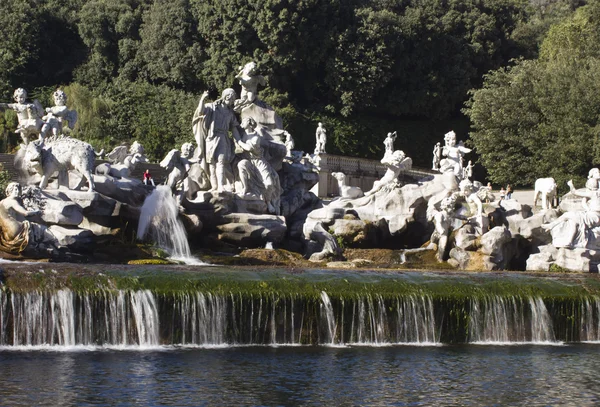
xmin=1 ymin=345 xmax=600 ymax=406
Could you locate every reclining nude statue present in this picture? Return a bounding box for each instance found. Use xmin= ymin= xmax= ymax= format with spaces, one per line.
xmin=0 ymin=183 xmax=40 ymax=254
xmin=542 ymin=175 xmax=600 ymax=249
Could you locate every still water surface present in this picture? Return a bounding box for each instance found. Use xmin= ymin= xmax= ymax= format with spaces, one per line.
xmin=1 ymin=344 xmax=599 ymax=406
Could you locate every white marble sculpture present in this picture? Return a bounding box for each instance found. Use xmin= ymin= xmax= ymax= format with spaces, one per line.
xmin=0 ymin=88 xmax=44 ymax=144
xmin=40 ymin=89 xmax=78 ymax=139
xmin=365 ymin=149 xmax=412 ymax=196
xmin=438 ymin=131 xmax=471 ymax=178
xmin=463 ymin=160 xmax=473 ymax=180
xmin=428 ymin=194 xmax=456 ymax=261
xmin=533 ymin=177 xmax=557 ymax=210
xmin=331 ymin=172 xmax=364 ymax=199
xmin=542 ymin=176 xmax=600 ymax=248
xmin=0 ymin=182 xmax=41 ymax=254
xmin=193 ymin=89 xmax=241 ymax=193
xmin=106 ymin=141 xmax=146 ymax=165
xmin=432 ymin=142 xmax=442 ymax=171
xmin=96 ymin=152 xmax=146 ymax=179
xmin=314 ymin=122 xmax=327 ymax=154
xmin=383 ymin=131 xmax=397 ymax=160
xmin=284 ymin=131 xmax=294 ymax=157
xmin=459 ymin=179 xmax=483 ymax=217
xmin=23 ymin=136 xmax=95 ymax=191
xmin=235 ymin=117 xmax=282 ymax=215
xmin=161 ymin=142 xmax=196 ymax=194
xmin=234 ymin=61 xmax=266 ymax=112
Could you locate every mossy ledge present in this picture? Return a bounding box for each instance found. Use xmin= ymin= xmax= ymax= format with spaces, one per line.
xmin=2 ymin=263 xmax=600 ymax=301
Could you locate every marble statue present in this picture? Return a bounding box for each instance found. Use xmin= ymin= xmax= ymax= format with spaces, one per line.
xmin=428 ymin=194 xmax=456 ymax=261
xmin=40 ymin=89 xmax=78 ymax=139
xmin=161 ymin=142 xmax=197 ymax=196
xmin=439 ymin=131 xmax=471 ymax=177
xmin=96 ymin=152 xmax=146 ymax=179
xmin=314 ymin=122 xmax=327 ymax=154
xmin=365 ymin=149 xmax=412 ymax=196
xmin=383 ymin=131 xmax=397 ymax=160
xmin=0 ymin=88 xmax=44 ymax=144
xmin=234 ymin=61 xmax=266 ymax=112
xmin=459 ymin=179 xmax=483 ymax=217
xmin=463 ymin=160 xmax=473 ymax=180
xmin=235 ymin=117 xmax=282 ymax=215
xmin=106 ymin=141 xmax=146 ymax=165
xmin=542 ymin=176 xmax=600 ymax=248
xmin=0 ymin=182 xmax=40 ymax=254
xmin=432 ymin=142 xmax=442 ymax=171
xmin=193 ymin=89 xmax=241 ymax=193
xmin=533 ymin=177 xmax=557 ymax=211
xmin=284 ymin=131 xmax=295 ymax=157
xmin=23 ymin=136 xmax=95 ymax=191
xmin=331 ymin=172 xmax=364 ymax=199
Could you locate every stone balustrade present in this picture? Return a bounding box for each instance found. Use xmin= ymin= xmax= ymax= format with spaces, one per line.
xmin=310 ymin=153 xmax=436 ymax=198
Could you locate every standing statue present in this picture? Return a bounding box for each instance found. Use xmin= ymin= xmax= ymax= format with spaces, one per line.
xmin=383 ymin=131 xmax=397 ymax=160
xmin=439 ymin=131 xmax=471 ymax=177
xmin=0 ymin=88 xmax=44 ymax=144
xmin=40 ymin=89 xmax=78 ymax=139
xmin=193 ymin=89 xmax=241 ymax=193
xmin=235 ymin=117 xmax=282 ymax=214
xmin=0 ymin=183 xmax=40 ymax=254
xmin=463 ymin=160 xmax=473 ymax=180
xmin=314 ymin=122 xmax=327 ymax=154
xmin=365 ymin=149 xmax=412 ymax=196
xmin=459 ymin=179 xmax=483 ymax=217
xmin=284 ymin=131 xmax=295 ymax=157
xmin=234 ymin=61 xmax=266 ymax=111
xmin=432 ymin=142 xmax=442 ymax=171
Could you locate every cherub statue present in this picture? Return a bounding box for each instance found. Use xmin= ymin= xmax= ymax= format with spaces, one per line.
xmin=439 ymin=131 xmax=471 ymax=177
xmin=383 ymin=131 xmax=397 ymax=160
xmin=0 ymin=182 xmax=41 ymax=254
xmin=0 ymin=88 xmax=44 ymax=144
xmin=234 ymin=61 xmax=266 ymax=112
xmin=40 ymin=89 xmax=78 ymax=139
xmin=314 ymin=122 xmax=327 ymax=154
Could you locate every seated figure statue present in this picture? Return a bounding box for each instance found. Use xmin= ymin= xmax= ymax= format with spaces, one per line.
xmin=235 ymin=117 xmax=282 ymax=215
xmin=365 ymin=149 xmax=412 ymax=196
xmin=0 ymin=183 xmax=41 ymax=254
xmin=542 ymin=176 xmax=600 ymax=248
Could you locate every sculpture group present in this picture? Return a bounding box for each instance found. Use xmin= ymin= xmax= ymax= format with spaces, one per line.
xmin=1 ymin=61 xmax=600 ymax=272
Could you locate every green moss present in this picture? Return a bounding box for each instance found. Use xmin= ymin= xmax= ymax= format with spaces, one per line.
xmin=128 ymin=259 xmax=173 ymax=265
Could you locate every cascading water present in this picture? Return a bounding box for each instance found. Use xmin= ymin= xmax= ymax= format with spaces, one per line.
xmin=5 ymin=287 xmax=600 ymax=348
xmin=468 ymin=295 xmax=556 ymax=344
xmin=137 ymin=185 xmax=204 ymax=264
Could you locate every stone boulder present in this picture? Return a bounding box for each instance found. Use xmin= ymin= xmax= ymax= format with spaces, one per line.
xmin=216 ymin=213 xmax=287 ymax=248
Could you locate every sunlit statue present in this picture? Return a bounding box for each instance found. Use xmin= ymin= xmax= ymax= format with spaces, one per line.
xmin=542 ymin=173 xmax=600 ymax=248
xmin=439 ymin=131 xmax=471 ymax=178
xmin=193 ymin=89 xmax=241 ymax=193
xmin=365 ymin=149 xmax=412 ymax=196
xmin=428 ymin=194 xmax=456 ymax=261
xmin=0 ymin=88 xmax=43 ymax=144
xmin=432 ymin=142 xmax=442 ymax=171
xmin=40 ymin=89 xmax=78 ymax=139
xmin=383 ymin=131 xmax=397 ymax=160
xmin=235 ymin=117 xmax=282 ymax=214
xmin=284 ymin=131 xmax=295 ymax=157
xmin=314 ymin=122 xmax=327 ymax=154
xmin=459 ymin=179 xmax=483 ymax=217
xmin=0 ymin=182 xmax=40 ymax=254
xmin=161 ymin=142 xmax=197 ymax=196
xmin=234 ymin=61 xmax=266 ymax=111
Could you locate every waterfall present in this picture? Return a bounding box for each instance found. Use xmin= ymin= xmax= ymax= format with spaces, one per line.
xmin=468 ymin=296 xmax=556 ymax=344
xmin=5 ymin=288 xmax=600 ymax=348
xmin=137 ymin=185 xmax=203 ymax=264
xmin=320 ymin=291 xmax=337 ymax=345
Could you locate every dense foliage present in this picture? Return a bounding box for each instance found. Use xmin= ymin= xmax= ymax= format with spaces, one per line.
xmin=0 ymin=0 xmax=586 ymax=171
xmin=465 ymin=1 xmax=600 ymax=189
